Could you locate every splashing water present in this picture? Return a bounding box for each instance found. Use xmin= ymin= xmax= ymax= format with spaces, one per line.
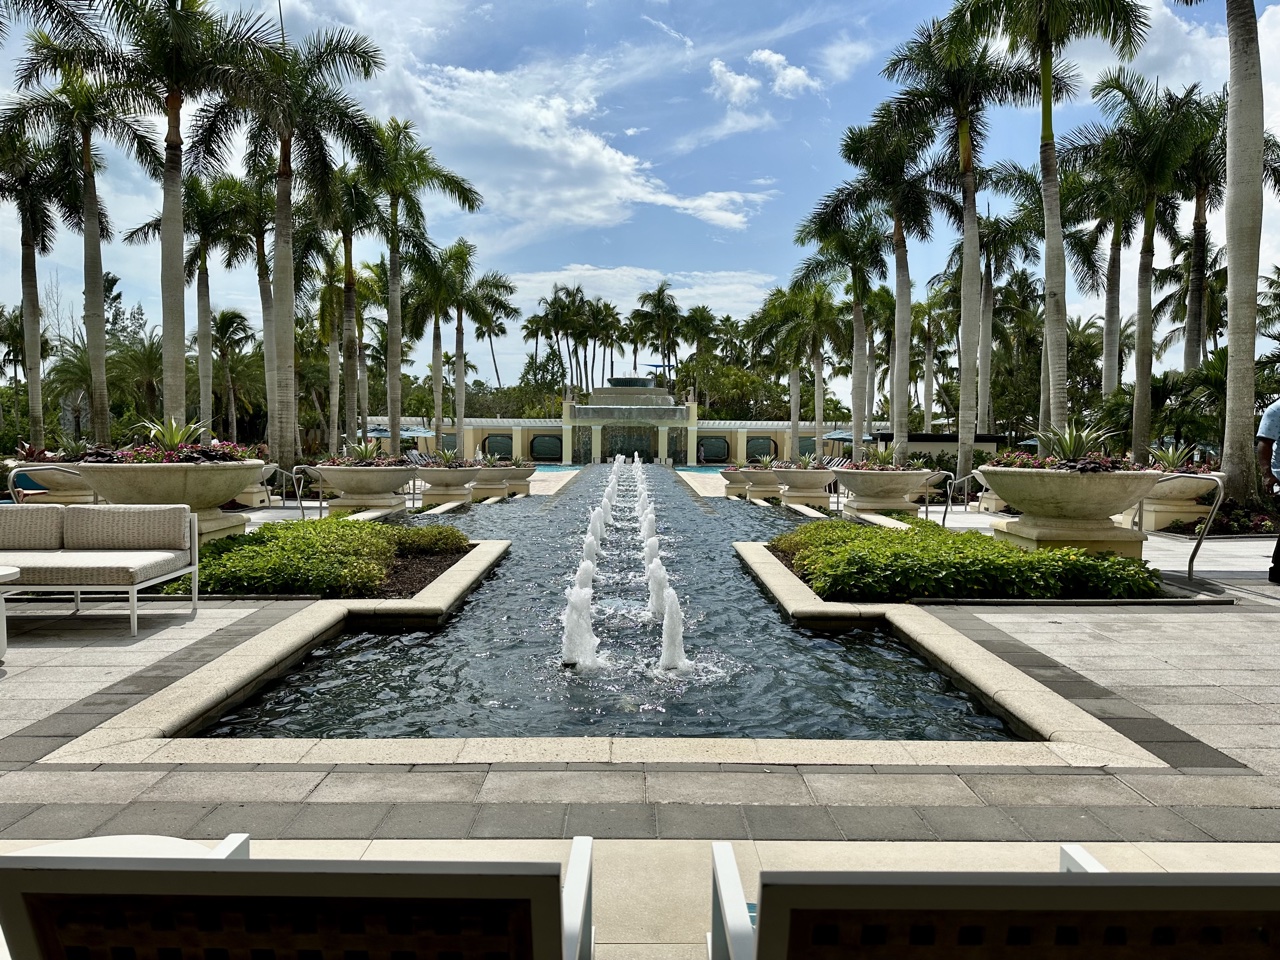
xmin=646 ymin=557 xmax=669 ymax=621
xmin=560 ymin=585 xmax=601 ymax=669
xmin=574 ymin=559 xmax=596 ymax=591
xmin=589 ymin=507 xmax=607 ymax=543
xmin=583 ymin=532 xmax=601 ymax=564
xmin=640 ymin=510 xmax=656 ymax=543
xmin=658 ymin=586 xmax=690 ymax=671
xmin=643 ymin=535 xmax=660 ymax=569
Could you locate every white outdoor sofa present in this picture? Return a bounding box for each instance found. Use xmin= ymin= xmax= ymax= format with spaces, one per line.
xmin=0 ymin=834 xmax=594 ymax=960
xmin=0 ymin=503 xmax=198 ymax=639
xmin=709 ymin=841 xmax=1280 ymax=959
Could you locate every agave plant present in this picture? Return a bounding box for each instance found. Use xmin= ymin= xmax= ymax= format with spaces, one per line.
xmin=510 ymin=454 xmax=528 ymax=468
xmin=135 ymin=418 xmax=210 ymax=452
xmin=753 ymin=455 xmax=775 ymax=469
xmin=482 ymin=453 xmax=502 ymax=467
xmin=58 ymin=439 xmax=90 ymax=461
xmin=865 ymin=447 xmax=896 ymax=466
xmin=797 ymin=453 xmax=817 ymax=469
xmin=1148 ymin=443 xmax=1197 ymax=471
xmin=345 ymin=440 xmax=384 ymax=461
xmin=1032 ymin=422 xmax=1116 ymax=461
xmin=435 ymin=448 xmax=459 ymax=466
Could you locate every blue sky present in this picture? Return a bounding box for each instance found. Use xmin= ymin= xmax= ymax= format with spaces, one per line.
xmin=0 ymin=0 xmax=1272 ymax=389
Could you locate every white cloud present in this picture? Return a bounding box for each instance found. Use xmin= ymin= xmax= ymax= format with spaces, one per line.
xmin=747 ymin=48 xmax=822 ymax=98
xmin=672 ymin=109 xmax=777 ymax=153
xmin=623 ymin=127 xmax=649 ymax=136
xmin=749 ymin=177 xmax=777 ymax=186
xmin=817 ymin=31 xmax=875 ymax=83
xmin=1066 ymin=0 xmax=1227 ymax=93
xmin=707 ymin=58 xmax=762 ymax=106
xmin=641 ymin=14 xmax=693 ymax=50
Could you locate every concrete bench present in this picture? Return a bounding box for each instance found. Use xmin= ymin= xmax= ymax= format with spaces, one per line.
xmin=0 ymin=503 xmax=198 ymax=639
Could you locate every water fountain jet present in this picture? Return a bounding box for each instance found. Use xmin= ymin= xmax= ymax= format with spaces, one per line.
xmin=658 ymin=586 xmax=690 ymax=671
xmin=643 ymin=536 xmax=660 ymax=569
xmin=640 ymin=510 xmax=656 ymax=543
xmin=646 ymin=557 xmax=669 ymax=621
xmin=583 ymin=532 xmax=601 ymax=564
xmin=574 ymin=559 xmax=596 ymax=591
xmin=561 ymin=585 xmax=600 ymax=669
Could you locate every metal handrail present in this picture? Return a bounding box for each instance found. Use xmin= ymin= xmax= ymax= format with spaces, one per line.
xmin=942 ymin=472 xmax=984 ymax=529
xmin=921 ymin=470 xmax=954 ymax=522
xmin=1131 ymin=472 xmax=1225 ymax=582
xmin=6 ymin=464 xmax=95 ymax=504
xmin=291 ymin=465 xmax=325 ymax=520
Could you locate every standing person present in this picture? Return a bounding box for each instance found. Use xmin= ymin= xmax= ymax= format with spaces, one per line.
xmin=1257 ymin=396 xmax=1280 ymax=583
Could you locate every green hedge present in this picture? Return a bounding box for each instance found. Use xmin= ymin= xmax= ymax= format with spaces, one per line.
xmin=178 ymin=519 xmax=470 ymax=597
xmin=770 ymin=519 xmax=1162 ymax=602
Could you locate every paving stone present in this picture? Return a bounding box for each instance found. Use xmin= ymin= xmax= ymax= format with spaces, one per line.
xmin=1141 ymin=740 xmax=1247 ymax=769
xmin=141 ymin=772 xmax=326 ymax=803
xmin=720 ymin=765 xmax=797 ymax=774
xmin=1113 ymin=686 xmax=1249 ymax=705
xmin=805 ymin=775 xmax=981 ymax=807
xmin=61 ymin=694 xmax=148 ymax=712
xmin=742 ymin=806 xmax=842 ymax=840
xmin=281 ymin=803 xmax=392 ymax=839
xmin=185 ymin=803 xmax=305 ymax=840
xmin=0 ymin=771 xmax=164 ymax=804
xmin=0 ymin=737 xmax=73 ymax=761
xmin=827 ymin=807 xmax=935 ymax=841
xmin=468 ymin=803 xmax=567 ymax=839
xmin=1118 ymin=774 xmax=1280 ymax=807
xmin=1173 ymin=806 xmax=1280 ymax=842
xmin=565 ymin=804 xmax=657 ymax=839
xmin=918 ymin=806 xmax=1030 ymax=841
xmin=655 ymin=805 xmax=749 ymax=840
xmin=642 ymin=763 xmax=721 ymax=773
xmin=1069 ymin=698 xmax=1155 ymax=720
xmin=488 ymin=762 xmax=568 ymax=771
xmin=645 ymin=772 xmax=810 ymax=806
xmin=1037 ymin=680 xmax=1117 ymax=699
xmin=11 ymin=714 xmax=113 ymax=738
xmin=0 ymin=803 xmax=40 ymax=831
xmin=794 ymin=766 xmax=876 ymax=775
xmin=1000 ymin=807 xmax=1120 ymax=841
xmin=373 ymin=803 xmax=480 ymax=839
xmin=99 ymin=677 xmax=173 ymax=695
xmin=0 ymin=804 xmax=125 ymax=840
xmin=962 ymin=775 xmax=1150 ymax=807
xmin=562 ymin=763 xmax=646 ymax=772
xmin=479 ymin=772 xmax=642 ymax=804
xmin=1086 ymin=806 xmax=1215 ymax=842
xmin=92 ymin=803 xmax=217 ymax=838
xmin=1105 ymin=718 xmax=1198 ymax=742
xmin=408 ymin=764 xmax=490 ymax=773
xmin=869 ymin=766 xmax=954 ymax=775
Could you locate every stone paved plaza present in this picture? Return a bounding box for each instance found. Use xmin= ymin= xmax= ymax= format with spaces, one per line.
xmin=4 ymin=468 xmax=1280 ymax=954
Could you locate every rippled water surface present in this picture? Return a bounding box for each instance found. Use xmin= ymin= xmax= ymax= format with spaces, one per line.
xmin=208 ymin=465 xmax=1014 ymax=740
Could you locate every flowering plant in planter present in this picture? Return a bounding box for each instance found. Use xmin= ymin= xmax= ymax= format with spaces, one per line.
xmin=89 ymin=442 xmax=256 ymax=464
xmin=988 ymin=424 xmax=1145 ymax=473
xmin=1149 ymin=444 xmax=1220 ymax=474
xmin=13 ymin=439 xmax=92 ymax=463
xmin=319 ymin=441 xmax=415 ymax=468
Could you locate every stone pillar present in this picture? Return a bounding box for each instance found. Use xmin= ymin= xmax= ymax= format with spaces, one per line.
xmin=658 ymin=427 xmax=669 ymax=464
xmin=512 ymin=425 xmax=525 ymax=460
xmin=561 ymin=424 xmax=573 ymax=465
xmin=687 ymin=404 xmax=699 ymax=466
xmin=591 ymin=425 xmax=602 ymax=463
xmin=734 ymin=429 xmax=748 ymax=463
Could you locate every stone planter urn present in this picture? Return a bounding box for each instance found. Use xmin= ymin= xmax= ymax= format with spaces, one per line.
xmin=506 ymin=466 xmax=537 ymax=497
xmin=743 ymin=468 xmax=781 ymax=499
xmin=471 ymin=466 xmax=515 ymax=499
xmin=76 ymin=460 xmax=265 ymax=541
xmin=1132 ymin=471 xmax=1225 ymax=532
xmin=5 ymin=463 xmax=95 ymax=504
xmin=833 ymin=468 xmax=934 ymax=516
xmin=315 ymin=465 xmax=418 ymax=515
xmin=419 ymin=466 xmax=481 ymax=507
xmin=720 ymin=469 xmax=750 ymax=499
xmin=233 ymin=462 xmax=277 ymax=508
xmin=973 ymin=468 xmax=1007 ymax=514
xmin=773 ymin=467 xmax=835 ymax=509
xmin=980 ymin=466 xmax=1165 ymax=558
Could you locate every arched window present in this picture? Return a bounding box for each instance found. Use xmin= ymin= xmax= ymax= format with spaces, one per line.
xmin=483 ymin=434 xmax=513 ymax=458
xmin=698 ymin=436 xmax=729 ymax=462
xmin=746 ymin=437 xmax=778 ymax=461
xmin=530 ymin=435 xmax=562 ymax=462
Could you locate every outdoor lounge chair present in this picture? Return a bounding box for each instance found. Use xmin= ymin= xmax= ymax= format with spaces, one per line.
xmin=708 ymin=841 xmax=1280 ymax=959
xmin=0 ymin=835 xmax=594 ymax=960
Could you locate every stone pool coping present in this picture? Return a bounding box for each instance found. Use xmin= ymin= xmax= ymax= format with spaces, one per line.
xmin=732 ymin=542 xmax=1166 ymax=769
xmin=31 ymin=535 xmax=1166 ymax=771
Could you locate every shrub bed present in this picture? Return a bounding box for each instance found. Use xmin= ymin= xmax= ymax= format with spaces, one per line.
xmin=769 ymin=519 xmax=1163 ymax=602
xmin=176 ymin=519 xmax=471 ymax=597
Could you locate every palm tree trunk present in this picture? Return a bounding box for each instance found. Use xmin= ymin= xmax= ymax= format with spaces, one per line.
xmin=850 ymin=299 xmax=867 ymax=461
xmin=328 ymin=312 xmax=339 ymax=456
xmin=161 ymin=91 xmax=186 ymax=425
xmin=196 ymin=254 xmax=213 ymax=443
xmin=431 ymin=311 xmax=444 ymax=449
xmin=977 ymin=257 xmax=995 ymax=435
xmin=455 ymin=305 xmax=467 ymax=457
xmin=1038 ymin=47 xmax=1069 ymax=429
xmin=1133 ymin=198 xmax=1158 ymax=464
xmin=358 ymin=342 xmax=369 ymax=441
xmin=957 ymin=138 xmax=981 ymax=480
xmin=225 ymin=356 xmax=236 ymax=444
xmin=788 ymin=366 xmax=801 ymax=461
xmin=1184 ymin=189 xmax=1208 ymax=373
xmin=1038 ymin=336 xmax=1050 ymax=438
xmin=272 ymin=139 xmax=297 ymax=471
xmin=923 ymin=329 xmax=935 ymax=434
xmin=812 ymin=342 xmax=825 ymax=463
xmin=342 ymin=234 xmax=358 ymax=444
xmin=81 ymin=143 xmax=109 ymax=445
xmin=256 ymin=233 xmax=275 ymax=446
xmin=891 ymin=215 xmax=912 ymax=465
xmin=1223 ymin=0 xmax=1264 ymax=500
xmin=490 ymin=337 xmax=502 ymax=388
xmin=386 ymin=200 xmax=403 ymax=451
xmin=20 ymin=228 xmax=43 ymax=449
xmin=1102 ymin=221 xmax=1123 ymax=395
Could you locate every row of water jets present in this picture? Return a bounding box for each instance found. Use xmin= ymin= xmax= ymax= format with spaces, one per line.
xmin=560 ymin=454 xmax=690 ymax=673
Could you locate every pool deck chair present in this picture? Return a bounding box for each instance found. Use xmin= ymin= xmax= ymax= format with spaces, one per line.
xmin=708 ymin=840 xmax=1280 ymax=959
xmin=0 ymin=835 xmax=594 ymax=960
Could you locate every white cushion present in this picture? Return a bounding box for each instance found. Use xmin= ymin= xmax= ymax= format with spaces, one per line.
xmin=0 ymin=549 xmax=189 ymax=586
xmin=64 ymin=505 xmax=190 ymax=551
xmin=0 ymin=504 xmax=64 ymax=551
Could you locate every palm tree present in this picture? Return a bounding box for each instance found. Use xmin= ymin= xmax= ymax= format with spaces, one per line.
xmin=814 ymin=107 xmax=945 ymax=463
xmin=884 ymin=15 xmax=1038 ymax=478
xmin=367 ymin=117 xmax=480 ymax=450
xmin=0 ymin=0 xmax=94 ymax=42
xmin=1083 ymin=68 xmax=1205 ymax=463
xmin=209 ymin=307 xmax=252 ymax=441
xmin=190 ymin=25 xmax=384 ymax=469
xmin=105 ymin=0 xmax=270 ymax=425
xmin=1155 ymin=234 xmax=1229 ymax=361
xmin=9 ymin=49 xmax=161 ymax=444
xmin=634 ymin=281 xmax=683 ymax=383
xmin=794 ymin=208 xmax=890 ymax=460
xmin=974 ymin=212 xmax=1040 ymax=430
xmin=455 ymin=264 xmax=517 ymax=450
xmin=953 ymin=0 xmax=1149 ymax=429
xmin=125 ymin=172 xmax=240 ymax=441
xmin=43 ymin=334 xmax=95 ymax=439
xmin=746 ymin=289 xmax=804 ymax=459
xmin=114 ymin=327 xmax=164 ymax=419
xmin=0 ymin=124 xmax=77 ymax=449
